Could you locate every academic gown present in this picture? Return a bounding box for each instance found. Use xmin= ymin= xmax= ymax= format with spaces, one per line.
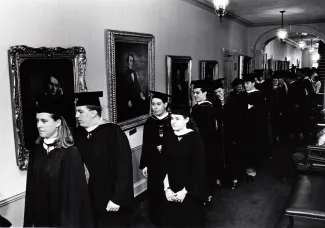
xmin=162 ymin=131 xmax=207 ymax=227
xmin=191 ymin=101 xmax=219 ymax=195
xmin=75 ymin=123 xmax=134 ymax=227
xmin=23 ymin=145 xmax=94 ymax=228
xmin=139 ymin=114 xmax=173 ymax=224
xmin=242 ymin=90 xmax=269 ymax=168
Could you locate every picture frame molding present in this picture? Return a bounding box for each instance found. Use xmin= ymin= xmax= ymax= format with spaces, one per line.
xmin=8 ymin=45 xmax=87 ymax=170
xmin=166 ymin=55 xmax=192 ymax=106
xmin=199 ymin=60 xmax=219 ymax=80
xmin=105 ymin=29 xmax=155 ymax=130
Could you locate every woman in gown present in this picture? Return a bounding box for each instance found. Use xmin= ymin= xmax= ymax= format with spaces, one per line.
xmin=23 ymin=99 xmax=93 ymax=228
xmin=162 ymin=105 xmax=207 ymax=227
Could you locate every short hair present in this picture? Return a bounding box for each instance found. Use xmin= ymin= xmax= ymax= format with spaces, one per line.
xmin=86 ymin=105 xmax=102 ymax=117
xmin=35 ymin=115 xmax=74 ymax=148
xmin=126 ymin=53 xmax=135 ymax=63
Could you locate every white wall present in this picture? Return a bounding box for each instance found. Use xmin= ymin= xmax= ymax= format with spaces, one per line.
xmin=0 ymin=0 xmax=249 ymax=226
xmin=264 ymin=38 xmax=302 ymax=66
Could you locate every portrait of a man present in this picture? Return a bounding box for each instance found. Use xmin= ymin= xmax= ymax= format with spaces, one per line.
xmin=172 ymin=63 xmax=190 ymax=105
xmin=20 ymin=59 xmax=75 ymax=150
xmin=115 ymin=43 xmax=150 ymax=122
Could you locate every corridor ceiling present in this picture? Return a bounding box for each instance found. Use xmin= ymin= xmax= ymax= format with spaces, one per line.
xmin=206 ymin=0 xmax=325 ymax=26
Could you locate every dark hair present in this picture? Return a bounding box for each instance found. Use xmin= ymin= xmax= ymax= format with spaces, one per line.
xmin=35 ymin=114 xmax=74 ymax=148
xmin=126 ymin=53 xmax=135 ymax=63
xmin=86 ymin=105 xmax=102 ymax=117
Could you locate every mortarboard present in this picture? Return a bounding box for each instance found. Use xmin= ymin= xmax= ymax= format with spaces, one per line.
xmin=212 ymin=78 xmax=226 ymax=90
xmin=75 ymin=91 xmax=103 ymax=106
xmin=36 ymin=97 xmax=66 ymax=116
xmin=149 ymin=90 xmax=172 ymax=103
xmin=192 ymin=80 xmax=211 ymax=90
xmin=231 ymin=77 xmax=243 ymax=86
xmin=170 ymin=104 xmax=191 ymax=117
xmin=242 ymin=74 xmax=256 ymax=82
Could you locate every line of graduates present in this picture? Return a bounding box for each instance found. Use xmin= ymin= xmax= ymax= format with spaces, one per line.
xmin=24 ymin=92 xmax=135 ymax=228
xmin=139 ymin=67 xmax=320 ymax=227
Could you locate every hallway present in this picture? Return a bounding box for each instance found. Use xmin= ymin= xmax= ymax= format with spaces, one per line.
xmin=130 ymin=143 xmax=309 ymax=228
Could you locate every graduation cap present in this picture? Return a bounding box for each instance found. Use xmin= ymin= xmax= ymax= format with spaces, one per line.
xmin=149 ymin=90 xmax=172 ymax=103
xmin=170 ymin=104 xmax=191 ymax=117
xmin=212 ymin=78 xmax=226 ymax=90
xmin=231 ymin=77 xmax=243 ymax=86
xmin=191 ymin=80 xmax=211 ymax=90
xmin=36 ymin=97 xmax=66 ymax=116
xmin=75 ymin=91 xmax=103 ymax=106
xmin=242 ymin=74 xmax=256 ymax=82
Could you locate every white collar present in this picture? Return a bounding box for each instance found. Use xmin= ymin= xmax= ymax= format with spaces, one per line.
xmin=198 ymin=100 xmax=212 ymax=105
xmin=43 ymin=137 xmax=57 ymax=152
xmin=154 ymin=112 xmax=168 ymax=120
xmin=246 ymin=88 xmax=258 ymax=93
xmin=174 ymin=128 xmax=193 ymax=136
xmin=86 ymin=117 xmax=103 ymax=132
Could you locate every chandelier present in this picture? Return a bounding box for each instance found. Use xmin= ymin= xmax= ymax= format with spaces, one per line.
xmin=276 ymin=11 xmax=288 ymax=41
xmin=298 ymin=35 xmax=306 ymax=49
xmin=212 ymin=0 xmax=229 ymax=21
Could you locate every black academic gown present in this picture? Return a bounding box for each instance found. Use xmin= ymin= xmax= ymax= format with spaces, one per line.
xmin=242 ymin=90 xmax=269 ymax=168
xmin=75 ymin=123 xmax=134 ymax=227
xmin=23 ymin=145 xmax=93 ymax=228
xmin=139 ymin=114 xmax=173 ymax=225
xmin=191 ymin=101 xmax=218 ymax=195
xmin=162 ymin=131 xmax=207 ymax=228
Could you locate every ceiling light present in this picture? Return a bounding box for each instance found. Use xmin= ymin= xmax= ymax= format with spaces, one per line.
xmin=212 ymin=0 xmax=229 ymax=22
xmin=302 ymin=33 xmax=307 ymax=35
xmin=277 ymin=11 xmax=288 ymax=41
xmin=298 ymin=40 xmax=306 ymax=49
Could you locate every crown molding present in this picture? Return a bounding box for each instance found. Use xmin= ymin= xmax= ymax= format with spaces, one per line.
xmin=184 ymin=0 xmax=325 ymax=28
xmin=249 ymin=19 xmax=325 ymax=27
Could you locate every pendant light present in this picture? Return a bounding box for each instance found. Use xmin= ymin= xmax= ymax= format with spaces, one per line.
xmin=277 ymin=11 xmax=288 ymax=41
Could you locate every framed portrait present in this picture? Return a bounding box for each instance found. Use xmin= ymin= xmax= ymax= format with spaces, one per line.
xmin=105 ymin=30 xmax=155 ymax=130
xmin=166 ymin=55 xmax=192 ymax=106
xmin=8 ymin=45 xmax=87 ymax=170
xmin=200 ymin=60 xmax=219 ymax=81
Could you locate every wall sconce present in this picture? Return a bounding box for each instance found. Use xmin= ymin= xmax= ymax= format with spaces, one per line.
xmin=212 ymin=0 xmax=229 ymax=22
xmin=298 ymin=35 xmax=306 ymax=50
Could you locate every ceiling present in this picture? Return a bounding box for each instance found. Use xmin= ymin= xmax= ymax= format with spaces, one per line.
xmin=206 ymin=0 xmax=325 ymax=26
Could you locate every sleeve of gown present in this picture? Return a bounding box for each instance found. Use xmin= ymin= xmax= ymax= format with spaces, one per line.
xmin=61 ymin=147 xmax=94 ymax=228
xmin=139 ymin=121 xmax=149 ymax=169
xmin=111 ymin=126 xmax=135 ymax=208
xmin=185 ymin=135 xmax=207 ymax=201
xmin=23 ymin=150 xmax=35 ymax=227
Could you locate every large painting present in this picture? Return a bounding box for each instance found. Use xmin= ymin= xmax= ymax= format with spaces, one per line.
xmin=105 ymin=30 xmax=155 ymax=130
xmin=8 ymin=46 xmax=87 ymax=170
xmin=166 ymin=56 xmax=192 ymax=106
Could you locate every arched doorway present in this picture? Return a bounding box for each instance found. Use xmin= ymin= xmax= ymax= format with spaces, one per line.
xmin=253 ymin=25 xmax=325 ymax=69
xmin=252 ymin=25 xmax=325 ymax=107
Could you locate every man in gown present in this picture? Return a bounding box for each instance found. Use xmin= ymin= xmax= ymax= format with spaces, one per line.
xmin=74 ymin=92 xmax=134 ymax=227
xmin=139 ymin=91 xmax=173 ymax=226
xmin=191 ymin=80 xmax=219 ymax=201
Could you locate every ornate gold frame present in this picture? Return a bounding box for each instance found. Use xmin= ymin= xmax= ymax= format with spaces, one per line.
xmin=166 ymin=55 xmax=192 ymax=106
xmin=105 ymin=30 xmax=155 ymax=130
xmin=8 ymin=45 xmax=87 ymax=170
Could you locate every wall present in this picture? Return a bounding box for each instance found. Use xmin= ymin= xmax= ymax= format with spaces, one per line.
xmin=0 ymin=0 xmax=248 ymax=226
xmin=264 ymin=38 xmax=302 ymax=66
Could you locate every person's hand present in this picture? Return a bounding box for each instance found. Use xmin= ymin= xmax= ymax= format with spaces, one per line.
xmin=106 ymin=200 xmax=120 ymax=212
xmin=142 ymin=167 xmax=148 ymax=178
xmin=175 ymin=188 xmax=187 ymax=203
xmin=165 ymin=188 xmax=177 ymax=202
xmin=140 ymin=92 xmax=146 ymax=100
xmin=58 ymin=87 xmax=64 ymax=95
xmin=128 ymin=100 xmax=132 ymax=107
